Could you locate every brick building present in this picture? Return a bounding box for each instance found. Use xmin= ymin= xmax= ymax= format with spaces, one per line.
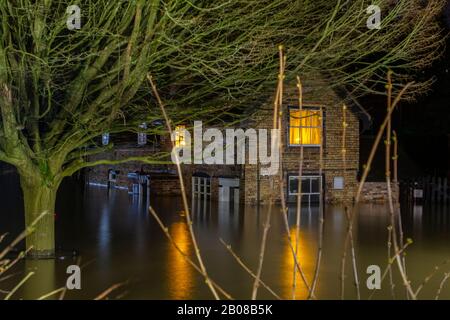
xmin=177 ymin=73 xmax=371 ymax=205
xmin=242 ymin=80 xmax=365 ymax=204
xmin=86 ymin=77 xmax=371 ymax=205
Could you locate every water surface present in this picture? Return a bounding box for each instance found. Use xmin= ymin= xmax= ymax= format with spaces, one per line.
xmin=1 ymin=179 xmax=449 ymax=300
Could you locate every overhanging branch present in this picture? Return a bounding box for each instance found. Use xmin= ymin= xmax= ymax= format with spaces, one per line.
xmin=60 ymin=152 xmax=171 ymax=179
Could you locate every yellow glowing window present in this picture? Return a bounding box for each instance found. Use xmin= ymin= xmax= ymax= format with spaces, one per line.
xmin=289 ymin=108 xmax=322 ymax=146
xmin=174 ymin=125 xmax=186 ymax=147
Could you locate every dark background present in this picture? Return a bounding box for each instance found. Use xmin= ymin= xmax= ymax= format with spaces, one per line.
xmin=360 ymin=2 xmax=450 ymax=181
xmin=1 ymin=3 xmax=449 ymax=184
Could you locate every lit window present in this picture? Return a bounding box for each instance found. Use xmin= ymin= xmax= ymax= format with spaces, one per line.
xmin=289 ymin=108 xmax=322 ymax=146
xmin=174 ymin=125 xmax=186 ymax=147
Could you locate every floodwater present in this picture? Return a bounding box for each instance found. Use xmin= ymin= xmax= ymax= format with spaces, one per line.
xmin=1 ymin=177 xmax=449 ymax=300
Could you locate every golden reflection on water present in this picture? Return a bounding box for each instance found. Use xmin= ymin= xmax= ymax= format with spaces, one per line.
xmin=167 ymin=220 xmax=194 ymax=299
xmin=282 ymin=227 xmax=316 ymax=300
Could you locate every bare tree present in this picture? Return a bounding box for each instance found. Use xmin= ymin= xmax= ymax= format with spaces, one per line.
xmin=0 ymin=0 xmax=445 ymax=257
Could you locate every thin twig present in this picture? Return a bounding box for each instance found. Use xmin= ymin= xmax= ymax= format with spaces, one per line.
xmin=219 ymin=239 xmax=282 ymax=300
xmin=308 ymin=105 xmax=325 ymax=299
xmin=340 ymin=104 xmax=348 ymax=299
xmin=387 ymin=227 xmax=396 ymax=299
xmin=94 ymin=282 xmax=127 ymax=300
xmin=340 ymin=78 xmax=413 ymax=299
xmin=252 ymin=203 xmax=273 ymax=300
xmin=274 ymin=55 xmax=313 ymax=299
xmin=38 ymin=287 xmax=66 ymax=300
xmin=435 ymin=272 xmax=450 ymax=300
xmin=292 ymin=75 xmax=305 ymax=300
xmin=252 ymin=45 xmax=285 ymax=300
xmin=4 ymin=272 xmax=34 ymax=300
xmin=415 ymin=259 xmax=449 ymax=297
xmin=385 ymin=72 xmax=416 ymax=300
xmin=147 ymin=74 xmax=220 ymax=300
xmin=340 ymin=104 xmax=360 ymax=300
xmin=392 ymin=131 xmax=398 ymax=183
xmin=368 ymin=240 xmax=412 ymax=300
xmin=149 ymin=207 xmax=233 ymax=300
xmin=0 ymin=212 xmax=48 ymax=261
xmin=0 ymin=272 xmax=21 ymax=283
xmin=0 ymin=233 xmax=8 ymax=244
xmin=0 ymin=247 xmax=33 ymax=277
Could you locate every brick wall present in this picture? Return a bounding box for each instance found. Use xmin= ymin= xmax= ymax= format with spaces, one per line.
xmin=150 ymin=175 xmax=182 ymax=196
xmin=182 ymin=164 xmax=242 ymax=201
xmin=244 ymin=76 xmax=360 ymax=204
xmin=85 ymin=75 xmax=366 ymax=204
xmin=86 ymin=145 xmax=180 ymax=195
xmin=360 ymin=182 xmax=399 ymax=203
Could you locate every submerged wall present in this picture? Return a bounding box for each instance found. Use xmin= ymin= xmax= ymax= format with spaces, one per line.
xmin=360 ymin=182 xmax=400 ymax=203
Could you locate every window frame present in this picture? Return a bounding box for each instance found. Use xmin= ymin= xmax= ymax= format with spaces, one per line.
xmin=287 ymin=106 xmax=324 ymax=148
xmin=174 ymin=124 xmax=186 ymax=147
xmin=333 ymin=176 xmax=345 ymax=190
xmin=192 ymin=176 xmax=211 ymax=197
xmin=288 ymin=175 xmax=322 ymax=197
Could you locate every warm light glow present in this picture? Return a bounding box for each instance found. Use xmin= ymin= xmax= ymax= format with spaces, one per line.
xmin=174 ymin=125 xmax=186 ymax=147
xmin=289 ymin=109 xmax=322 ymax=146
xmin=167 ymin=220 xmax=193 ymax=299
xmin=282 ymin=227 xmax=315 ymax=299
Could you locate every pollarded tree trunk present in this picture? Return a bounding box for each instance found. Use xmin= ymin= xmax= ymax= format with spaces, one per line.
xmin=19 ymin=175 xmax=59 ymax=258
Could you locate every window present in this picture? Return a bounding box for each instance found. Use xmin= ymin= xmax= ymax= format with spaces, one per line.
xmin=333 ymin=177 xmax=344 ymax=190
xmin=288 ymin=175 xmax=322 ymax=203
xmin=192 ymin=176 xmax=211 ymax=197
xmin=137 ymin=122 xmax=147 ymax=145
xmin=102 ymin=133 xmax=110 ymax=146
xmin=288 ymin=108 xmax=322 ymax=146
xmin=174 ymin=125 xmax=186 ymax=147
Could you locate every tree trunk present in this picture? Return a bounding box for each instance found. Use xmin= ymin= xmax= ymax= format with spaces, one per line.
xmin=20 ymin=177 xmax=58 ymax=258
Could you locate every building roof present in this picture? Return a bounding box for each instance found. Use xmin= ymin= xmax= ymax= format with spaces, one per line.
xmin=335 ymin=86 xmax=372 ymax=132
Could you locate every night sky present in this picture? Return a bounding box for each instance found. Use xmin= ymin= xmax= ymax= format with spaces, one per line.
xmin=361 ymin=1 xmax=450 ymax=180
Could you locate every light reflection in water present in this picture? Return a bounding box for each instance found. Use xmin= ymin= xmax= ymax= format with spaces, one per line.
xmin=1 ymin=178 xmax=450 ymax=300
xmin=99 ymin=204 xmax=111 ymax=256
xmin=282 ymin=226 xmax=315 ymax=300
xmin=167 ymin=219 xmax=194 ymax=299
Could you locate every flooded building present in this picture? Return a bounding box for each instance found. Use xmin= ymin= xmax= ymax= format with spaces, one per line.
xmin=86 ymin=78 xmax=387 ymax=205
